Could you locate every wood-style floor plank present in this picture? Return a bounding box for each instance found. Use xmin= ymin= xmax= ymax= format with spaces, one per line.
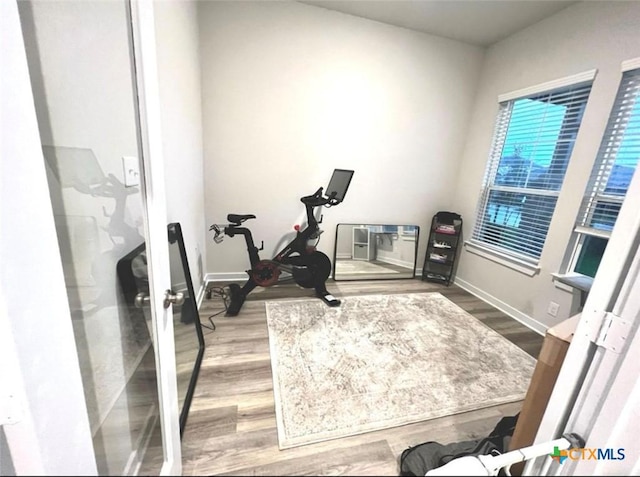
xmin=223 ymin=440 xmax=398 ymax=476
xmin=178 ymin=278 xmax=543 ymax=476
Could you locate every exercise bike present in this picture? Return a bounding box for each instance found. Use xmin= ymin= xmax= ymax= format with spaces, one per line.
xmin=209 ymin=169 xmax=354 ymax=316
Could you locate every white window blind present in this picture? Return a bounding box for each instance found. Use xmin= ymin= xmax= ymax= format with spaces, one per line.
xmin=575 ymin=68 xmax=640 ymax=238
xmin=471 ymin=81 xmax=593 ymax=262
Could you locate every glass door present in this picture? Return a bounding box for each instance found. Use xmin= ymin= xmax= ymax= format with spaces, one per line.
xmin=15 ymin=0 xmax=181 ymax=474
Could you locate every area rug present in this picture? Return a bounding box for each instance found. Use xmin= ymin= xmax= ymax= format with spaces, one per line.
xmin=265 ymin=292 xmax=536 ymax=449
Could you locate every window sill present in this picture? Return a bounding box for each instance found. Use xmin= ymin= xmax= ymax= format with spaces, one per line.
xmin=551 ymin=272 xmax=593 ymax=312
xmin=551 ymin=272 xmax=594 ymax=293
xmin=551 ymin=277 xmax=575 ymax=293
xmin=464 ymin=241 xmax=540 ymax=277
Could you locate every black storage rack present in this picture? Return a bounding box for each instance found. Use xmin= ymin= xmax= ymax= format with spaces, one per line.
xmin=422 ymin=211 xmax=463 ymax=286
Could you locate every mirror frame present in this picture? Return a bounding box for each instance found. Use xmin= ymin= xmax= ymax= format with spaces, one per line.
xmin=116 ymin=222 xmax=205 ymax=437
xmin=332 ymin=223 xmax=420 ymax=281
xmin=168 ymin=222 xmax=205 ymax=436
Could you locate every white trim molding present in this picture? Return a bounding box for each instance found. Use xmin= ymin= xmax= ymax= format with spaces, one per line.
xmin=552 ymin=277 xmax=575 ymax=293
xmin=455 ymin=277 xmax=547 ymax=335
xmin=622 ymin=57 xmax=640 ymax=72
xmin=464 ymin=241 xmax=541 ymax=277
xmin=204 ymin=272 xmax=248 ymax=283
xmin=498 ymin=69 xmax=597 ymax=102
xmin=195 ymin=282 xmax=207 ymax=310
xmin=204 ymin=270 xmax=426 ymax=284
xmin=129 ymin=1 xmax=182 ymax=473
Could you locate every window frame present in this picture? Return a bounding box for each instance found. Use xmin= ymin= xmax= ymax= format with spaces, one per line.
xmin=468 ymin=71 xmax=597 ymax=268
xmin=564 ymin=61 xmax=640 ymax=278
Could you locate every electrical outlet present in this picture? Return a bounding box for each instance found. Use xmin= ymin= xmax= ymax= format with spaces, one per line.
xmin=122 ymin=156 xmax=140 ymax=187
xmin=547 ymin=301 xmax=560 ymax=317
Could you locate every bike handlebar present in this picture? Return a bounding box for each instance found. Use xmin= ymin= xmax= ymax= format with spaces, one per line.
xmin=300 ymin=187 xmax=338 ymax=207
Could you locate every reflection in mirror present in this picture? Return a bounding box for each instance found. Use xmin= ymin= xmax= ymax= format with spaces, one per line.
xmin=333 ymin=224 xmax=420 ymax=280
xmin=117 ymin=223 xmax=204 ymax=437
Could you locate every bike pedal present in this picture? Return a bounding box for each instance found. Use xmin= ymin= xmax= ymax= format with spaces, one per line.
xmin=317 ymin=292 xmax=341 ymax=307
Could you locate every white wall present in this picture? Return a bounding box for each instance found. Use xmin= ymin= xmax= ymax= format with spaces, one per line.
xmin=452 ymin=0 xmax=640 ymax=331
xmin=154 ymin=0 xmax=207 ymax=296
xmin=199 ymin=1 xmax=484 ymax=277
xmin=376 ymin=233 xmax=418 ymax=270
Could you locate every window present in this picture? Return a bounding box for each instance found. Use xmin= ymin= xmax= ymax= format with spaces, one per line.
xmin=401 ymin=225 xmax=418 ymax=235
xmin=400 ymin=225 xmax=418 ymax=241
xmin=471 ymin=78 xmax=593 ymax=264
xmin=569 ymin=66 xmax=640 ymax=278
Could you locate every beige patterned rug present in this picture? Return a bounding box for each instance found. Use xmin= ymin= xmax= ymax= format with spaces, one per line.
xmin=265 ymin=292 xmax=536 ymax=449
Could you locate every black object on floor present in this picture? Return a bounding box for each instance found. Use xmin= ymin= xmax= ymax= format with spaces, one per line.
xmin=399 ymin=413 xmax=519 ymax=476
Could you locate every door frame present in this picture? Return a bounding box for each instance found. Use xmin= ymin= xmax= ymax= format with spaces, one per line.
xmin=524 ymin=104 xmax=640 ymax=474
xmin=1 ymin=0 xmax=181 ymax=474
xmin=129 ymin=0 xmax=181 ymax=474
xmin=1 ymin=0 xmax=97 ymax=473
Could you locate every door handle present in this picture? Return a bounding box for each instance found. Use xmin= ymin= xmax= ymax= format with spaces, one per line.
xmin=163 ymin=289 xmax=185 ymax=308
xmin=135 ymin=292 xmax=150 ymax=308
xmin=134 ymin=290 xmax=185 ymax=309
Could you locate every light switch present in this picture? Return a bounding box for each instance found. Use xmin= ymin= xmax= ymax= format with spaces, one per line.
xmin=122 ymin=156 xmax=140 ymax=187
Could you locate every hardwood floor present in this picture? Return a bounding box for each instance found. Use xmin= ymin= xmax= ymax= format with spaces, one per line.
xmin=180 ymin=278 xmax=543 ymax=476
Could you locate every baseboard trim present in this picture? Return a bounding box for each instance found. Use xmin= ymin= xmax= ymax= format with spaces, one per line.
xmin=196 ymin=281 xmax=206 ymax=310
xmin=200 ymin=273 xmax=544 ymax=336
xmin=204 ymin=272 xmax=248 ymax=284
xmin=454 ymin=277 xmax=547 ymax=335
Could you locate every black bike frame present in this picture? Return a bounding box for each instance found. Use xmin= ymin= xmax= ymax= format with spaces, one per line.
xmin=224 ymin=186 xmax=327 ymax=270
xmin=214 ymin=172 xmax=351 ymax=316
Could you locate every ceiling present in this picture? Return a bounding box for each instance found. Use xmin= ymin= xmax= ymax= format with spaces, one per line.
xmin=298 ymin=0 xmax=579 ymax=47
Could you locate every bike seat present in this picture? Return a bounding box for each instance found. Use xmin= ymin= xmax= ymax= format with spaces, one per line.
xmin=227 ymin=214 xmax=256 ymax=225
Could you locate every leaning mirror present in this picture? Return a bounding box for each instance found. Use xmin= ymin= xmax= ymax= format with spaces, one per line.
xmin=116 ymin=222 xmax=205 ymax=437
xmin=168 ymin=222 xmax=205 ymax=435
xmin=333 ymin=224 xmax=420 ymax=280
